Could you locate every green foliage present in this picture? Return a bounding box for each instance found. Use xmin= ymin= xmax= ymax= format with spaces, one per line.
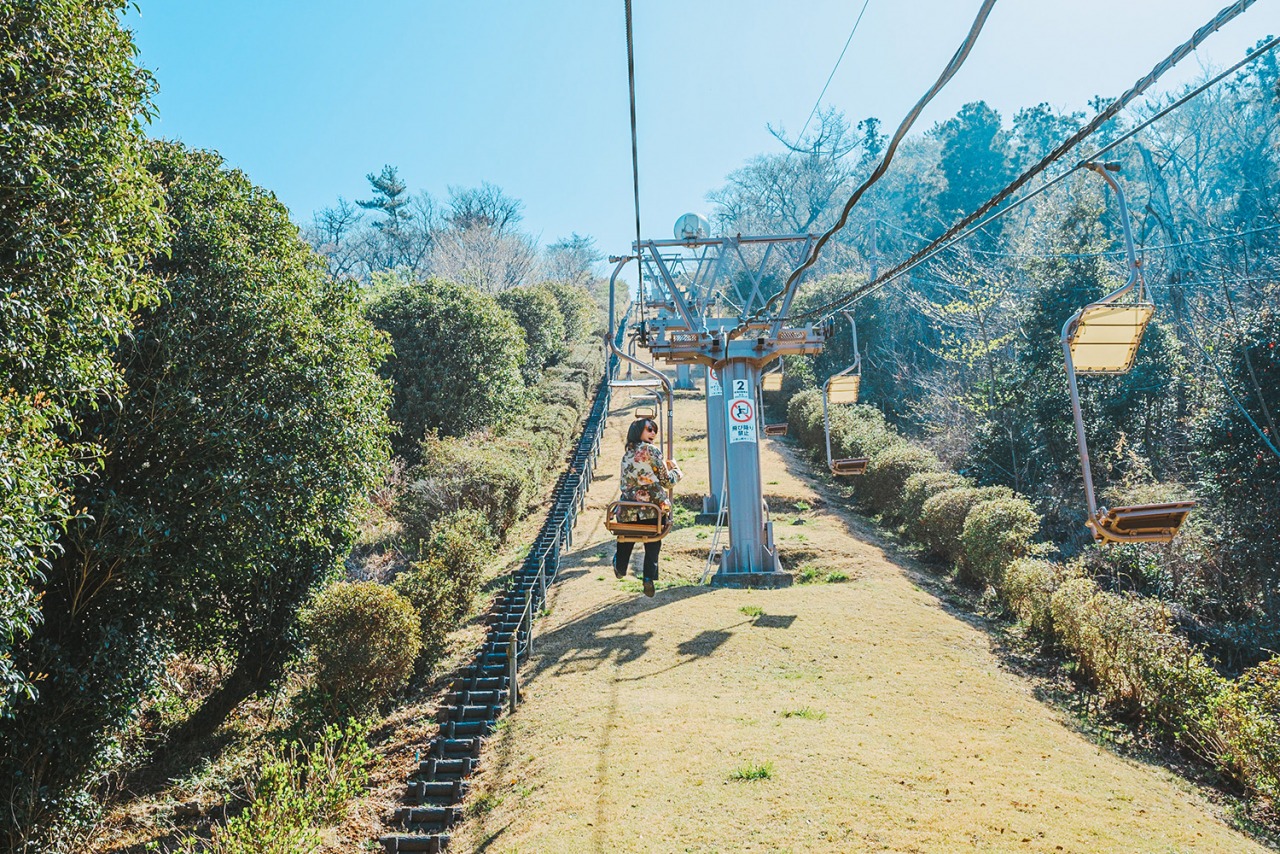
xmin=368 ymin=275 xmax=527 ymax=459
xmin=739 ymin=605 xmax=764 ymax=618
xmin=2 ymin=139 xmax=392 ymax=844
xmin=861 ymin=444 xmax=943 ymax=518
xmin=1002 ymin=558 xmax=1075 ymax=637
xmin=178 ymin=720 xmax=372 ymax=854
xmin=1211 ymin=657 xmax=1280 ymax=804
xmin=540 ymin=280 xmax=601 ymax=340
xmin=900 ymin=471 xmax=971 ymax=533
xmin=729 ymin=760 xmax=774 ymax=781
xmin=0 ymin=0 xmax=167 ymax=715
xmin=301 ymin=583 xmax=421 ymax=715
xmin=1197 ymin=306 xmax=1280 ymax=634
xmin=959 ymin=496 xmax=1042 ymax=587
xmin=401 ymin=434 xmax=532 ymax=543
xmin=392 ymin=557 xmax=460 ymax=668
xmin=498 ymin=284 xmax=569 ymax=383
xmin=917 ymin=485 xmax=1012 ymax=565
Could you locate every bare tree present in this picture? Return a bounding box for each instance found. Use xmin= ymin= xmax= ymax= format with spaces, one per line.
xmin=429 ymin=223 xmax=539 ymax=294
xmin=544 ymin=233 xmax=602 ymax=286
xmin=446 ymin=181 xmax=525 ymax=234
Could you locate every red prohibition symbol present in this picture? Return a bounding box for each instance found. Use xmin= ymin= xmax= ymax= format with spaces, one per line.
xmin=729 ymin=399 xmax=754 ymax=423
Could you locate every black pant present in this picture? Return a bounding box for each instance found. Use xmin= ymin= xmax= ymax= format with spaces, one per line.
xmin=615 ymin=539 xmax=662 ymax=580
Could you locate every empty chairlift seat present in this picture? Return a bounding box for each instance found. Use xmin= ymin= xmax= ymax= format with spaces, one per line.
xmin=1061 ymin=162 xmax=1195 ymax=544
xmin=823 ymin=312 xmax=869 ymax=476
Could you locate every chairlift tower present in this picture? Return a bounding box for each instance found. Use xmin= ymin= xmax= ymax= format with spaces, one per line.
xmin=609 ymin=215 xmax=827 ymax=586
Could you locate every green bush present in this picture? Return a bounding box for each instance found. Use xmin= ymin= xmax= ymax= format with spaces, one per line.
xmin=960 ymin=496 xmax=1042 ymax=587
xmin=392 ymin=557 xmax=459 ymax=668
xmin=368 ymin=276 xmax=527 ymax=459
xmin=862 ymin=444 xmax=941 ymax=518
xmin=787 ymin=389 xmax=826 ymax=449
xmin=179 ymin=720 xmax=372 ymax=854
xmin=301 ymin=583 xmax=421 ymax=715
xmin=540 ymin=379 xmax=588 ymax=413
xmin=1002 ymin=558 xmax=1074 ymax=637
xmin=400 ymin=434 xmax=533 ymax=542
xmin=829 ymin=404 xmax=904 ymax=464
xmin=541 ymin=280 xmax=601 ymax=340
xmin=498 ymin=284 xmax=569 ymax=383
xmin=1211 ymin=656 xmax=1280 ymax=804
xmin=900 ymin=471 xmax=971 ymax=534
xmin=1048 ymin=579 xmax=1223 ymax=735
xmin=423 ymin=509 xmax=495 ymax=617
xmin=917 ymin=485 xmax=1012 ymax=564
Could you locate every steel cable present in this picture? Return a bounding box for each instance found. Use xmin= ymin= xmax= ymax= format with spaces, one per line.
xmin=729 ymin=0 xmax=999 ymax=339
xmin=790 ymin=0 xmax=1267 ymax=324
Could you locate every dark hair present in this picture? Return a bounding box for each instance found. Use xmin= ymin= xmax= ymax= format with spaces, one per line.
xmin=625 ymin=418 xmax=657 ymax=450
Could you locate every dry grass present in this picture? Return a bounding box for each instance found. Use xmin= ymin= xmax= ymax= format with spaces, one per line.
xmin=448 ymin=389 xmax=1269 ymax=854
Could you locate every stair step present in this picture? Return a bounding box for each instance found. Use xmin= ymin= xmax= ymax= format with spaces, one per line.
xmin=416 ymin=756 xmax=475 ymax=779
xmin=395 ymin=804 xmax=461 ymax=828
xmin=444 ymin=689 xmax=507 ymax=706
xmin=431 ymin=737 xmax=483 ymax=758
xmin=379 ymin=833 xmax=448 ymax=853
xmin=440 ymin=703 xmax=500 ymax=722
xmin=405 ymin=779 xmax=467 ymax=802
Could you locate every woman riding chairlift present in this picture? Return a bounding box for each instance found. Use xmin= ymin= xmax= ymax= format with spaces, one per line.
xmin=823 ymin=311 xmax=869 ymax=476
xmin=1060 ymin=163 xmax=1195 ymax=543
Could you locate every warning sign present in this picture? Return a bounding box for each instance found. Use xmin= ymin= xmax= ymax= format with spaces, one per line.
xmin=707 ymin=367 xmax=722 ymax=398
xmin=727 ymin=397 xmax=757 ymax=443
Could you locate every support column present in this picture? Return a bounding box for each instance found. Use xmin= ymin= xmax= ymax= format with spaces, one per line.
xmin=700 ymin=365 xmax=726 ymax=521
xmin=675 ymin=363 xmax=696 ymax=390
xmin=710 ymin=357 xmax=787 ymax=587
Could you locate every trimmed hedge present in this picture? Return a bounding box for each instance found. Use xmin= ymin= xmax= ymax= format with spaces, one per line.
xmin=1211 ymin=657 xmax=1280 ymax=804
xmin=900 ymin=471 xmax=970 ymax=533
xmin=917 ymin=486 xmax=1012 ymax=564
xmin=862 ymin=444 xmax=944 ymax=519
xmin=960 ymin=497 xmax=1041 ymax=588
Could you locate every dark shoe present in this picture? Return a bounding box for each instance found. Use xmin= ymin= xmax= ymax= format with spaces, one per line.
xmin=614 ymin=557 xmax=626 ymax=579
xmin=643 ymin=579 xmax=656 ymax=597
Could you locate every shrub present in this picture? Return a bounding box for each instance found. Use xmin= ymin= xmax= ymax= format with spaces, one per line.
xmin=1003 ymin=558 xmax=1074 ymax=637
xmin=539 ymin=379 xmax=587 ymax=413
xmin=829 ymin=404 xmax=904 ymax=464
xmin=301 ymin=582 xmax=421 ymax=715
xmin=399 ymin=434 xmax=533 ymax=542
xmin=960 ymin=496 xmax=1042 ymax=587
xmin=179 ymin=720 xmax=372 ymax=854
xmin=541 ymin=280 xmax=600 ymax=340
xmin=861 ymin=444 xmax=942 ymax=518
xmin=368 ymin=276 xmax=527 ymax=459
xmin=1211 ymin=656 xmax=1280 ymax=804
xmin=787 ymin=389 xmax=826 ymax=449
xmin=900 ymin=471 xmax=970 ymax=534
xmin=498 ymin=284 xmax=569 ymax=383
xmin=917 ymin=485 xmax=1012 ymax=564
xmin=423 ymin=509 xmax=495 ymax=618
xmin=392 ymin=557 xmax=458 ymax=668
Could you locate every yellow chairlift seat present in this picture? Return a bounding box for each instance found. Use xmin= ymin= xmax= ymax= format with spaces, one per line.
xmin=830 ymin=457 xmax=869 ymax=476
xmin=825 ymin=374 xmax=860 ymax=405
xmin=633 ymin=406 xmax=657 ymax=420
xmin=605 ymin=499 xmax=673 ymax=543
xmin=1067 ymin=303 xmax=1154 ymax=374
xmin=760 ymin=372 xmax=783 ymax=392
xmin=1061 ymin=162 xmax=1196 ymax=545
xmin=1089 ymin=501 xmax=1196 ymax=544
xmin=764 ymin=423 xmax=788 ymax=437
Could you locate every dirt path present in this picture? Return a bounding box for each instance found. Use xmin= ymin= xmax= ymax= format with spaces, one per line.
xmin=450 ymin=388 xmax=1265 ymax=853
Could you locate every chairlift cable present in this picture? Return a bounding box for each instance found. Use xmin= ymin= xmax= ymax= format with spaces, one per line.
xmin=793 ymin=10 xmax=1277 ymax=324
xmin=789 ymin=0 xmax=873 ymax=153
xmin=624 ymin=0 xmax=644 ymax=322
xmin=728 ymin=0 xmax=1000 ymax=340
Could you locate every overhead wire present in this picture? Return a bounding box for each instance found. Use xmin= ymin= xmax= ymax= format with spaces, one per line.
xmin=790 ymin=0 xmax=873 ymax=149
xmin=624 ymin=0 xmax=644 ymax=319
xmin=790 ymin=2 xmax=1274 ymax=324
xmin=729 ymin=0 xmax=1000 ymax=339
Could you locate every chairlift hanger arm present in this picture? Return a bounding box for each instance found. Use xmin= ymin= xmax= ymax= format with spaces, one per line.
xmin=609 ymin=257 xmax=676 ymax=459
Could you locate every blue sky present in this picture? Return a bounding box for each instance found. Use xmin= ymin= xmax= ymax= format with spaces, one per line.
xmin=125 ymin=1 xmax=1278 ymax=281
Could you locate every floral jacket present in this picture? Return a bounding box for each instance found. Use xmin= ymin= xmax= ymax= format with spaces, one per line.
xmin=616 ymin=441 xmax=681 ymax=522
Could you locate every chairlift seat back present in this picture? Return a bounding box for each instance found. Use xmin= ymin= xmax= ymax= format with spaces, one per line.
xmin=764 ymin=423 xmax=788 ymax=437
xmin=1068 ymin=303 xmax=1154 ymax=374
xmin=831 ymin=457 xmax=869 ymax=476
xmin=633 ymin=407 xmax=657 ymax=420
xmin=761 ymin=373 xmax=784 ymax=392
xmin=605 ymin=500 xmax=672 ymax=543
xmin=826 ymin=375 xmax=861 ymax=405
xmin=1090 ymin=500 xmax=1195 ymax=544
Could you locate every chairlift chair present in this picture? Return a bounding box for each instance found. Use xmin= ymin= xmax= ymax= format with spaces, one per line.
xmin=823 ymin=311 xmax=869 ymax=476
xmin=760 ymin=361 xmax=788 ymax=436
xmin=1061 ymin=163 xmax=1195 ymax=544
